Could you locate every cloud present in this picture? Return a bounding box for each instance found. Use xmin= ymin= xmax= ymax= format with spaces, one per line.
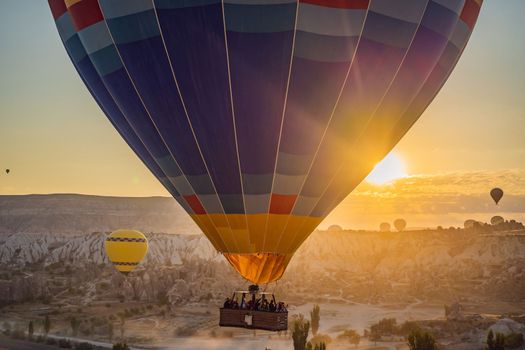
xmin=323 ymin=169 xmax=525 ymax=230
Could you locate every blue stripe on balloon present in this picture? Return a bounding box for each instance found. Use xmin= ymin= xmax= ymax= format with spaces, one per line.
xmin=361 ymin=11 xmax=420 ymax=48
xmin=64 ymin=35 xmax=87 ymax=64
xmin=101 ymin=68 xmax=182 ymax=176
xmin=89 ymin=45 xmax=123 ymax=76
xmin=277 ymin=57 xmax=350 ymax=157
xmin=155 ymin=0 xmax=220 ymax=9
xmin=422 ymin=1 xmax=461 ymax=39
xmin=98 ymin=0 xmax=154 ymax=19
xmin=105 ymin=10 xmax=160 ymax=44
xmin=56 ymin=12 xmax=75 ymax=41
xmin=225 ymin=6 xmax=294 ymax=178
xmin=224 ymin=3 xmax=296 ymax=33
xmin=155 ymin=3 xmax=245 ymax=213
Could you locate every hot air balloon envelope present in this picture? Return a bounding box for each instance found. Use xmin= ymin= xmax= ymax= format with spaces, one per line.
xmin=49 ymin=0 xmax=483 ymax=284
xmin=380 ymin=222 xmax=391 ymax=232
xmin=394 ymin=219 xmax=407 ymax=232
xmin=490 ymin=216 xmax=504 ymax=226
xmin=490 ymin=188 xmax=504 ymax=205
xmin=105 ymin=229 xmax=148 ymax=274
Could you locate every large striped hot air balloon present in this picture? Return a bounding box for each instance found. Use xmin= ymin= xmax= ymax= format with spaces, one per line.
xmin=48 ymin=0 xmax=483 ymax=285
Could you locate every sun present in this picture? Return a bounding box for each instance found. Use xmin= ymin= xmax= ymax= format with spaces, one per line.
xmin=365 ymin=152 xmax=408 ymax=185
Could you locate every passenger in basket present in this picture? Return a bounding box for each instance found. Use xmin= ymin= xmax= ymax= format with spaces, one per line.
xmin=269 ymin=299 xmax=276 ymax=312
xmin=223 ymin=297 xmax=231 ymax=308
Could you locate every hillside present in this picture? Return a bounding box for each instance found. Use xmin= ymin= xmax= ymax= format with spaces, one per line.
xmin=0 ymin=194 xmax=198 ymax=235
xmin=1 ymin=229 xmax=524 ymax=305
xmin=1 ymin=194 xmax=524 ymax=305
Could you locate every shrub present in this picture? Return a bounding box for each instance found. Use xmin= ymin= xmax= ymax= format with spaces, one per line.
xmin=486 ymin=329 xmax=505 ymax=350
xmin=35 ymin=335 xmax=45 ymax=343
xmin=399 ymin=321 xmax=421 ymax=337
xmin=505 ymin=332 xmax=524 ymax=349
xmin=310 ymin=334 xmax=332 ymax=346
xmin=337 ymin=329 xmax=360 ymax=347
xmin=58 ymin=338 xmax=72 ymax=348
xmin=11 ymin=327 xmax=26 ymax=340
xmin=112 ymin=342 xmax=130 ymax=350
xmin=407 ymin=329 xmax=437 ymax=350
xmin=75 ymin=342 xmax=94 ymax=350
xmin=45 ymin=337 xmax=57 ymax=345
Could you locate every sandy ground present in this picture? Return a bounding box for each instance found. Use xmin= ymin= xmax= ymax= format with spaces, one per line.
xmin=150 ymin=301 xmax=443 ymax=350
xmin=292 ymin=300 xmax=443 ymax=335
xmin=4 ymin=300 xmax=525 ymax=350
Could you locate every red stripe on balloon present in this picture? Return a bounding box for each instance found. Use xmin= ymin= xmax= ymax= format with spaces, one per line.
xmin=67 ymin=0 xmax=104 ymax=32
xmin=184 ymin=195 xmax=206 ymax=215
xmin=269 ymin=194 xmax=297 ymax=215
xmin=300 ymin=0 xmax=369 ymax=9
xmin=460 ymin=0 xmax=481 ymax=30
xmin=49 ymin=0 xmax=67 ymax=20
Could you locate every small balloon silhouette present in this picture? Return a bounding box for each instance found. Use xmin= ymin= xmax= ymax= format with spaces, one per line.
xmin=5 ymin=169 xmax=9 ymax=174
xmin=394 ymin=218 xmax=407 ymax=232
xmin=490 ymin=216 xmax=504 ymax=226
xmin=379 ymin=222 xmax=391 ymax=232
xmin=490 ymin=188 xmax=504 ymax=205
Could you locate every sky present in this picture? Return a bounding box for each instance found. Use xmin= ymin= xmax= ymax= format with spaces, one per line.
xmin=0 ymin=1 xmax=524 ymax=228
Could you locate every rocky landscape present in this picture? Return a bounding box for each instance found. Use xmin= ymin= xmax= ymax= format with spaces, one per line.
xmin=2 ymin=227 xmax=525 ymax=305
xmin=1 ymin=194 xmax=525 ymax=349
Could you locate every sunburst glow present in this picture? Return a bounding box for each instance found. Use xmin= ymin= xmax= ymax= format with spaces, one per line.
xmin=366 ymin=152 xmax=408 ymax=185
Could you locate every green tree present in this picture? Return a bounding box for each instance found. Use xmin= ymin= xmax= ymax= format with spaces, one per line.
xmin=310 ymin=304 xmax=320 ymax=336
xmin=70 ymin=316 xmax=79 ymax=336
xmin=487 ymin=330 xmax=495 ymax=349
xmin=504 ymin=332 xmax=524 ymax=349
xmin=292 ymin=315 xmax=310 ymax=350
xmin=306 ymin=342 xmax=326 ymax=350
xmin=369 ymin=328 xmax=381 ymax=344
xmin=486 ymin=330 xmax=505 ymax=350
xmin=399 ymin=321 xmax=421 ymax=337
xmin=371 ymin=318 xmax=398 ymax=336
xmin=112 ymin=342 xmax=130 ymax=350
xmin=119 ymin=315 xmax=126 ymax=340
xmin=76 ymin=343 xmax=94 ymax=350
xmin=407 ymin=329 xmax=437 ymax=350
xmin=28 ymin=320 xmax=34 ymax=339
xmin=43 ymin=315 xmax=51 ymax=337
xmin=108 ymin=322 xmax=114 ymax=342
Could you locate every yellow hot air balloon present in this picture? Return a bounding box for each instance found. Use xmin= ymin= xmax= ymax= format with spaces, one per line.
xmin=104 ymin=229 xmax=148 ymax=275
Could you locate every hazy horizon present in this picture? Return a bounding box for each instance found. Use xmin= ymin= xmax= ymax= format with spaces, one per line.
xmin=3 ymin=168 xmax=523 ymax=231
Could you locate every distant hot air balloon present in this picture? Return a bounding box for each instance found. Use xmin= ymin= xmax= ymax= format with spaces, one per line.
xmin=464 ymin=219 xmax=479 ymax=229
xmin=327 ymin=225 xmax=343 ymax=232
xmin=105 ymin=229 xmax=148 ymax=275
xmin=394 ymin=219 xmax=407 ymax=232
xmin=48 ymin=0 xmax=483 ymax=285
xmin=379 ymin=222 xmax=391 ymax=232
xmin=490 ymin=188 xmax=504 ymax=205
xmin=490 ymin=216 xmax=504 ymax=226
xmin=5 ymin=169 xmax=9 ymax=174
